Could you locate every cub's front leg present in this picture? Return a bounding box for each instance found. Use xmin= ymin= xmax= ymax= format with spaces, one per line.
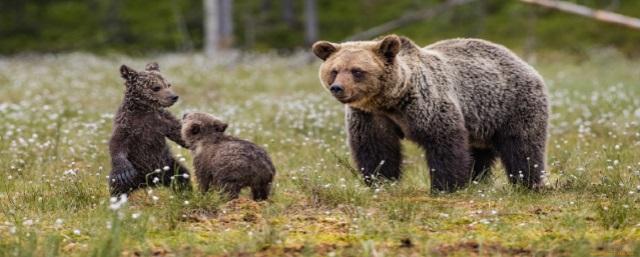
xmin=160 ymin=109 xmax=189 ymax=148
xmin=346 ymin=107 xmax=404 ymax=186
xmin=109 ymin=153 xmax=145 ymax=196
xmin=109 ymin=131 xmax=146 ymax=196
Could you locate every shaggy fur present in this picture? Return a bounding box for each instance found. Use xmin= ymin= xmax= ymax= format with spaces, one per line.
xmin=108 ymin=62 xmax=191 ymax=196
xmin=312 ymin=35 xmax=548 ymax=192
xmin=181 ymin=112 xmax=275 ymax=201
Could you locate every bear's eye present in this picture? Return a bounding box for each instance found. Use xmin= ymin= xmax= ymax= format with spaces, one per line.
xmin=190 ymin=124 xmax=200 ymax=135
xmin=328 ymin=69 xmax=338 ymax=84
xmin=351 ymin=69 xmax=365 ymax=79
xmin=151 ymin=85 xmax=162 ymax=92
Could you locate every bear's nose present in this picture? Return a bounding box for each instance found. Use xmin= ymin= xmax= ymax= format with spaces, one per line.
xmin=171 ymin=95 xmax=179 ymax=102
xmin=182 ymin=113 xmax=190 ymax=119
xmin=329 ymin=84 xmax=344 ymax=94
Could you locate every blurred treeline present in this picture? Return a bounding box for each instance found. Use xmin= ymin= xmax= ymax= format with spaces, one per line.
xmin=2 ymin=0 xmax=640 ymax=56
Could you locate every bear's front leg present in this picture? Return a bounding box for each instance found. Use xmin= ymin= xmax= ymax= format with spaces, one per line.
xmin=346 ymin=107 xmax=403 ymax=186
xmin=411 ymin=110 xmax=472 ymax=193
xmin=160 ymin=109 xmax=189 ymax=148
xmin=109 ymin=155 xmax=144 ymax=197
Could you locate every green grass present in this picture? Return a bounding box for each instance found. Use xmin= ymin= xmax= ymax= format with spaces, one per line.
xmin=0 ymin=50 xmax=639 ymax=256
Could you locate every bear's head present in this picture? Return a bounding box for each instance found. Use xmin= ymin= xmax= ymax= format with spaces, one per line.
xmin=119 ymin=62 xmax=179 ymax=108
xmin=181 ymin=112 xmax=228 ymax=147
xmin=312 ymin=34 xmax=404 ymax=110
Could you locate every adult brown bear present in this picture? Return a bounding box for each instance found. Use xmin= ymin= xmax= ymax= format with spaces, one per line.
xmin=312 ymin=35 xmax=548 ymax=192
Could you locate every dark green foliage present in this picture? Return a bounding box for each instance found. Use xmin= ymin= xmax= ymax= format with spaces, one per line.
xmin=0 ymin=0 xmax=202 ymax=55
xmin=2 ymin=0 xmax=640 ymax=55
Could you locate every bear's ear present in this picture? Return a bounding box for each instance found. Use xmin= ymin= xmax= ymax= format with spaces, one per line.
xmin=189 ymin=123 xmax=200 ymax=135
xmin=312 ymin=41 xmax=339 ymax=61
xmin=215 ymin=122 xmax=228 ymax=133
xmin=377 ymin=35 xmax=401 ymax=63
xmin=145 ymin=62 xmax=160 ymax=71
xmin=120 ymin=65 xmax=138 ymax=81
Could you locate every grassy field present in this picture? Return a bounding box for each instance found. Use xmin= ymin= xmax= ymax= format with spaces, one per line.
xmin=0 ymin=50 xmax=639 ymax=257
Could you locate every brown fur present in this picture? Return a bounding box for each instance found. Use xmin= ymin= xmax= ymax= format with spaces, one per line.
xmin=313 ymin=35 xmax=548 ymax=192
xmin=108 ymin=62 xmax=191 ymax=196
xmin=181 ymin=112 xmax=275 ymax=201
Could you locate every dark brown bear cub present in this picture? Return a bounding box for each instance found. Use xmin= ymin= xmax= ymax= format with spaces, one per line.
xmin=108 ymin=62 xmax=191 ymax=196
xmin=181 ymin=112 xmax=275 ymax=201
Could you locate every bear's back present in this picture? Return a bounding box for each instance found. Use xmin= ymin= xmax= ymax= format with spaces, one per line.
xmin=421 ymin=38 xmax=547 ymax=143
xmin=195 ymin=138 xmax=274 ymax=176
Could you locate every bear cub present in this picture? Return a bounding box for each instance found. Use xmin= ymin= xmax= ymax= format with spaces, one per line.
xmin=181 ymin=112 xmax=275 ymax=201
xmin=108 ymin=62 xmax=191 ymax=196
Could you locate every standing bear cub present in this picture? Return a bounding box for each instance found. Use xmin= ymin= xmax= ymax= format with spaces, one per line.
xmin=312 ymin=35 xmax=548 ymax=192
xmin=108 ymin=63 xmax=191 ymax=196
xmin=181 ymin=112 xmax=275 ymax=201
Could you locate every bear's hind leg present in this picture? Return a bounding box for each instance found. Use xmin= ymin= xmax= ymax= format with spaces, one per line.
xmin=495 ymin=134 xmax=545 ymax=189
xmin=471 ymin=148 xmax=497 ymax=182
xmin=222 ymin=184 xmax=242 ymax=200
xmin=251 ymin=183 xmax=271 ymax=201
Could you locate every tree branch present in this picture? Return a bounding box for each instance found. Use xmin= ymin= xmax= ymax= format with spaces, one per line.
xmin=345 ymin=0 xmax=477 ymax=41
xmin=521 ymin=0 xmax=640 ymax=30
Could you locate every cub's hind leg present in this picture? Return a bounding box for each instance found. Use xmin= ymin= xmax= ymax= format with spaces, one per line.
xmin=251 ymin=183 xmax=272 ymax=201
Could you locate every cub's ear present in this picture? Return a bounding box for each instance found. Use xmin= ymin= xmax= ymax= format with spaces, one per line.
xmin=145 ymin=62 xmax=160 ymax=71
xmin=312 ymin=41 xmax=339 ymax=61
xmin=120 ymin=65 xmax=138 ymax=80
xmin=377 ymin=35 xmax=401 ymax=63
xmin=215 ymin=122 xmax=228 ymax=133
xmin=189 ymin=123 xmax=200 ymax=135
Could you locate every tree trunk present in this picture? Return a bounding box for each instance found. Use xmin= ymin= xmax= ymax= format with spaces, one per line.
xmin=304 ymin=0 xmax=318 ymax=46
xmin=523 ymin=3 xmax=538 ymax=62
xmin=243 ymin=13 xmax=256 ymax=49
xmin=282 ymin=0 xmax=295 ymax=28
xmin=203 ymin=0 xmax=219 ymax=56
xmin=219 ymin=0 xmax=233 ymax=49
xmin=104 ymin=0 xmax=122 ymax=45
xmin=173 ymin=0 xmax=193 ymax=51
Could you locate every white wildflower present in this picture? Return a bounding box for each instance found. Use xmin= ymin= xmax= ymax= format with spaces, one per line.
xmin=109 ymin=194 xmax=128 ymax=210
xmin=54 ymin=218 xmax=63 ymax=228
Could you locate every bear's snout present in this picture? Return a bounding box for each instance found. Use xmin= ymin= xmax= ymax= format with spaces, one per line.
xmin=329 ymin=84 xmax=344 ymax=95
xmin=170 ymin=95 xmax=179 ymax=103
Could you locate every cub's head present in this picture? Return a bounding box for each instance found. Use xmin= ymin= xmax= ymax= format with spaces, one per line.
xmin=181 ymin=112 xmax=228 ymax=147
xmin=119 ymin=62 xmax=179 ymax=108
xmin=312 ymin=35 xmax=403 ymax=109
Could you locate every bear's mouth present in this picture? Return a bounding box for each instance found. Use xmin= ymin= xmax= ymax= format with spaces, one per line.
xmin=160 ymin=98 xmax=178 ymax=107
xmin=334 ymin=94 xmax=359 ymax=104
